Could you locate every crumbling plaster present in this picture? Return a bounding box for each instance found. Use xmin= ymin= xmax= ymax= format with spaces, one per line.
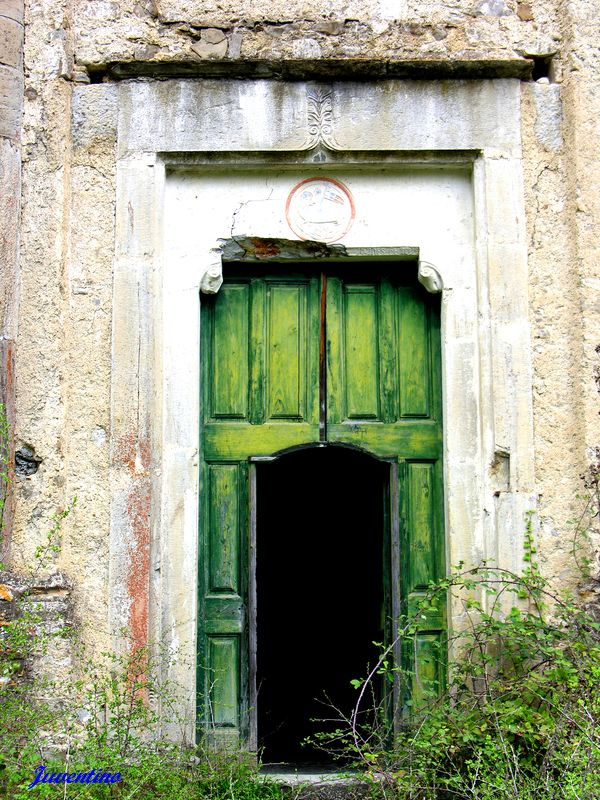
xmin=2 ymin=0 xmax=599 ymax=715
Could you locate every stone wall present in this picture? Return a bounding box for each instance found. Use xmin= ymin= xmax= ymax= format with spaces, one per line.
xmin=520 ymin=1 xmax=600 ymax=594
xmin=72 ymin=0 xmax=555 ymax=78
xmin=0 ymin=570 xmax=72 ymax=693
xmin=2 ymin=0 xmax=599 ymax=700
xmin=0 ymin=0 xmax=23 ymax=557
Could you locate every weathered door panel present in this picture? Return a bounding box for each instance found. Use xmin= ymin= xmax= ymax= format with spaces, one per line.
xmin=400 ymin=458 xmax=446 ymax=712
xmin=326 ymin=274 xmax=443 ymax=456
xmin=198 ymin=460 xmax=249 ymax=744
xmin=203 ymin=275 xmax=320 ymax=461
xmin=210 ymin=284 xmax=250 ymax=420
xmin=200 ymin=264 xmax=445 ymax=746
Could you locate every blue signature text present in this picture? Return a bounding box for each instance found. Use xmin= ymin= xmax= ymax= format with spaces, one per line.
xmin=28 ymin=766 xmax=122 ymax=789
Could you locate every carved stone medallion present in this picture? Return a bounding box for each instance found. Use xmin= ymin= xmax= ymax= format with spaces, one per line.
xmin=285 ymin=177 xmax=355 ymax=243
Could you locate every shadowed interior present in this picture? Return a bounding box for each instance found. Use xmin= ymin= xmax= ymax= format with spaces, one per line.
xmin=256 ymin=446 xmax=387 ymax=765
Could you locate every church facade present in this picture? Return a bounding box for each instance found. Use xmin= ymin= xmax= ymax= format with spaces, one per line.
xmin=1 ymin=0 xmax=599 ymax=748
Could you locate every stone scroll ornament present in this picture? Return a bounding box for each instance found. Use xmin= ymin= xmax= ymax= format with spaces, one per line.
xmin=199 ymin=247 xmax=224 ymax=294
xmin=417 ymin=262 xmax=444 ymax=293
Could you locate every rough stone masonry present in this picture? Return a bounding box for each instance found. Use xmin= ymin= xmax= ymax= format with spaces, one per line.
xmin=0 ymin=0 xmax=599 ymax=739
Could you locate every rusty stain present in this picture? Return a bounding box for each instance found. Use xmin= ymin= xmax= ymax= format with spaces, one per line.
xmin=114 ymin=432 xmax=137 ymax=472
xmin=0 ymin=584 xmax=13 ymax=602
xmin=114 ymin=428 xmax=153 ymax=658
xmin=114 ymin=431 xmax=152 ymax=474
xmin=126 ymin=475 xmax=151 ymax=654
xmin=222 ymin=236 xmax=346 ymax=263
xmin=250 ymin=238 xmax=281 ymax=258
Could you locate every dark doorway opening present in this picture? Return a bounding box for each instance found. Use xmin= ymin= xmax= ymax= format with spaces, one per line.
xmin=255 ymin=446 xmax=388 ymax=766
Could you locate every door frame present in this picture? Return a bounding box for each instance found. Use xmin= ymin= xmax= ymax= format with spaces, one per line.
xmin=111 ymin=84 xmax=535 ymax=739
xmin=202 ymin=249 xmax=444 ymax=749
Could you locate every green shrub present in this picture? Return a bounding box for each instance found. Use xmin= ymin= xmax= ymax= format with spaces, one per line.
xmin=313 ymin=519 xmax=600 ymax=800
xmin=0 ymin=400 xmax=280 ymax=799
xmin=1 ymin=634 xmax=284 ymax=800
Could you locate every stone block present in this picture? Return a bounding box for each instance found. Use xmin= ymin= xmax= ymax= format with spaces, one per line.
xmin=117 ymin=80 xmax=309 ymax=154
xmin=0 ymin=0 xmax=24 ymax=24
xmin=191 ymin=37 xmax=228 ymax=59
xmin=0 ymin=64 xmax=22 ymax=139
xmin=0 ymin=15 xmax=23 ymax=69
xmin=331 ymin=79 xmax=521 ymax=154
xmin=531 ymin=82 xmax=563 ymax=153
xmin=71 ymin=84 xmax=118 ymax=147
xmin=201 ymin=28 xmax=226 ymax=44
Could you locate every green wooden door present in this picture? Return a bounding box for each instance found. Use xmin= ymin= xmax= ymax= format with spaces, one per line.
xmin=199 ymin=264 xmax=445 ymax=746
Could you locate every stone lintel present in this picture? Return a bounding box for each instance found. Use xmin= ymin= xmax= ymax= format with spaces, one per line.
xmin=200 ymin=239 xmax=422 ymax=294
xmin=220 ymin=237 xmax=419 ymax=263
xmin=93 ymin=57 xmax=533 ymax=83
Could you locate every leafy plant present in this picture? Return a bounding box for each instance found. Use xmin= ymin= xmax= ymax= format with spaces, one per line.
xmin=309 ymin=525 xmax=600 ymax=800
xmin=1 ymin=578 xmax=283 ymax=799
xmin=0 ymin=400 xmax=10 ymax=570
xmin=0 ymin=403 xmax=283 ymax=800
xmin=1 ymin=643 xmax=286 ymax=799
xmin=1 ymin=625 xmax=285 ymax=799
xmin=308 ymin=349 xmax=600 ymax=799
